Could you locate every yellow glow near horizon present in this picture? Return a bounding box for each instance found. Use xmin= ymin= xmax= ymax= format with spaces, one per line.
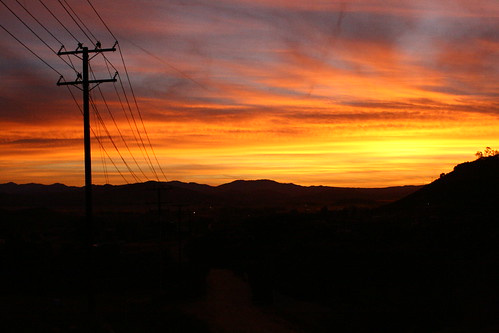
xmin=1 ymin=0 xmax=499 ymax=187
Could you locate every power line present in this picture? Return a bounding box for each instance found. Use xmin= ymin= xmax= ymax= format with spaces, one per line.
xmin=57 ymin=0 xmax=95 ymax=46
xmin=66 ymin=41 xmax=158 ymax=184
xmin=65 ymin=82 xmax=130 ymax=184
xmin=0 ymin=22 xmax=63 ymax=76
xmin=91 ymin=64 xmax=150 ymax=180
xmin=14 ymin=0 xmax=63 ymax=45
xmin=91 ymin=125 xmax=130 ymax=184
xmin=89 ymin=93 xmax=141 ymax=183
xmin=117 ymin=45 xmax=167 ymax=181
xmin=13 ymin=0 xmax=78 ymax=72
xmin=60 ymin=0 xmax=98 ymax=43
xmin=3 ymin=0 xmax=78 ymax=72
xmin=56 ymin=0 xmax=162 ymax=182
xmin=105 ymin=63 xmax=155 ymax=180
xmin=1 ymin=1 xmax=58 ymax=57
xmin=86 ymin=0 xmax=116 ymax=41
xmin=37 ymin=0 xmax=80 ymax=44
xmin=84 ymin=0 xmax=168 ymax=181
xmin=116 ymin=71 xmax=160 ymax=181
xmin=87 ymin=0 xmax=204 ymax=92
xmin=125 ymin=39 xmax=208 ymax=91
xmin=1 ymin=10 xmax=111 ymax=185
xmin=95 ymin=45 xmax=158 ymax=179
xmin=102 ymin=53 xmax=119 ymax=74
xmin=2 ymin=0 xmax=167 ymax=184
xmin=94 ymin=110 xmax=110 ymax=184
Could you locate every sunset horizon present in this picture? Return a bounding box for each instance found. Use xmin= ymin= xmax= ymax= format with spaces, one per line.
xmin=2 ymin=0 xmax=498 ymax=188
xmin=0 ymin=153 xmax=478 ymax=189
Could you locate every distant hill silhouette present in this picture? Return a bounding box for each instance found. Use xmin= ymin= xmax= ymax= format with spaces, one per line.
xmin=216 ymin=179 xmax=419 ymax=206
xmin=0 ymin=179 xmax=422 ymax=211
xmin=9 ymin=153 xmax=499 ymax=213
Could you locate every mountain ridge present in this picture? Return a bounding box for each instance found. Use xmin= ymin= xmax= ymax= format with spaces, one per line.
xmin=0 ymin=179 xmax=423 ymax=210
xmin=8 ymin=154 xmax=499 ymax=212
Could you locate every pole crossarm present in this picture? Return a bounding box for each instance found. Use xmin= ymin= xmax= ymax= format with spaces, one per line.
xmin=57 ymin=74 xmax=117 ymax=86
xmin=55 ymin=42 xmax=118 ymax=88
xmin=58 ymin=47 xmax=116 ymax=56
xmin=57 ymin=42 xmax=117 ymax=56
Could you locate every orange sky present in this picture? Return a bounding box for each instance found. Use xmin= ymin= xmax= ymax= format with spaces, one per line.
xmin=1 ymin=0 xmax=499 ymax=187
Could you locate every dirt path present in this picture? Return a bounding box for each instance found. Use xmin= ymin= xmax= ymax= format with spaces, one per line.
xmin=182 ymin=269 xmax=304 ymax=333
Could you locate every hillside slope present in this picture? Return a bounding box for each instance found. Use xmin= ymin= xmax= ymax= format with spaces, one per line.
xmin=387 ymin=155 xmax=499 ymax=216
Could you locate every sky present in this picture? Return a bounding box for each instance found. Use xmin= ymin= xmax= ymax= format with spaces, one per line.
xmin=1 ymin=0 xmax=499 ymax=187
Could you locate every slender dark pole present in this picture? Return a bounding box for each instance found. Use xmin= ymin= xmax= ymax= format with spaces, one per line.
xmin=82 ymin=46 xmax=96 ymax=315
xmin=83 ymin=47 xmax=92 ymax=234
xmin=178 ymin=205 xmax=182 ymax=266
xmin=158 ymin=187 xmax=163 ymax=292
xmin=56 ymin=44 xmax=116 ymax=316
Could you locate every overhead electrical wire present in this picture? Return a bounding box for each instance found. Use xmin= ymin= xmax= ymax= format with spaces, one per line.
xmin=94 ymin=51 xmax=160 ymax=181
xmin=117 ymin=48 xmax=167 ymax=181
xmin=116 ymin=72 xmax=160 ymax=181
xmin=99 ymin=52 xmax=152 ymax=174
xmin=60 ymin=0 xmax=98 ymax=43
xmin=0 ymin=0 xmax=77 ymax=72
xmin=65 ymin=82 xmax=130 ymax=184
xmin=86 ymin=0 xmax=116 ymax=41
xmin=85 ymin=42 xmax=161 ymax=183
xmin=91 ymin=63 xmax=150 ymax=180
xmin=95 ymin=113 xmax=110 ymax=184
xmin=125 ymin=38 xmax=208 ymax=91
xmin=92 ymin=103 xmax=110 ymax=184
xmin=12 ymin=0 xmax=78 ymax=72
xmin=14 ymin=0 xmax=64 ymax=46
xmin=98 ymin=61 xmax=148 ymax=179
xmin=37 ymin=0 xmax=80 ymax=44
xmin=89 ymin=93 xmax=141 ymax=183
xmin=90 ymin=95 xmax=139 ymax=183
xmin=1 ymin=0 xmax=169 ymax=184
xmin=70 ymin=0 xmax=164 ymax=183
xmin=103 ymin=59 xmax=156 ymax=180
xmin=95 ymin=85 xmax=149 ymax=181
xmin=0 ymin=22 xmax=63 ymax=77
xmin=88 ymin=0 xmax=205 ymax=91
xmin=57 ymin=0 xmax=96 ymax=46
xmin=87 ymin=0 xmax=168 ymax=182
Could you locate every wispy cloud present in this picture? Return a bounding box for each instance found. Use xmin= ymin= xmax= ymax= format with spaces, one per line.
xmin=1 ymin=0 xmax=499 ymax=186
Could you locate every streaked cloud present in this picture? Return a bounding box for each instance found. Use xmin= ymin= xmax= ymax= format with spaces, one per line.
xmin=1 ymin=0 xmax=499 ymax=186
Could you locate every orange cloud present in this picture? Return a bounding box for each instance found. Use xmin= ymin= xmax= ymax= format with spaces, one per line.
xmin=1 ymin=0 xmax=499 ymax=187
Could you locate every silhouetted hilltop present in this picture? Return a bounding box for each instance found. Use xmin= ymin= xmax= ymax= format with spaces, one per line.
xmin=217 ymin=179 xmax=303 ymax=193
xmin=216 ymin=179 xmax=312 ymax=205
xmin=0 ymin=179 xmax=422 ymax=211
xmin=216 ymin=179 xmax=421 ymax=206
xmin=0 ymin=182 xmax=75 ymax=193
xmin=387 ymin=155 xmax=499 ymax=216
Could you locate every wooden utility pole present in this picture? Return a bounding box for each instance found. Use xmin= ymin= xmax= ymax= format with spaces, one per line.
xmin=57 ymin=42 xmax=117 ymax=314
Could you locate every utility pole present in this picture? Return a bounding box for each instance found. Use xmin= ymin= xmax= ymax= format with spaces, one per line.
xmin=57 ymin=42 xmax=117 ymax=314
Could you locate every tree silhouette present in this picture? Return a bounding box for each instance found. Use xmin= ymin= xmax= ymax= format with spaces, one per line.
xmin=475 ymin=147 xmax=499 ymax=159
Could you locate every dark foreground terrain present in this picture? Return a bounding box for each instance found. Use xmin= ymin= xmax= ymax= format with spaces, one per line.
xmin=1 ymin=157 xmax=498 ymax=332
